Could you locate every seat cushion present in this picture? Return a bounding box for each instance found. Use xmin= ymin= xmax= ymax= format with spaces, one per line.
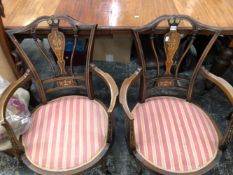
xmin=132 ymin=96 xmax=219 ymax=174
xmin=22 ymin=96 xmax=108 ymax=172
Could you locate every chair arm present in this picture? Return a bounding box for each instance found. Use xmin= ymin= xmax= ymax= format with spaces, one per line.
xmin=119 ymin=68 xmax=142 ymax=120
xmin=90 ymin=64 xmax=119 ymax=113
xmin=199 ymin=67 xmax=233 ymax=150
xmin=199 ymin=66 xmax=233 ymax=104
xmin=0 ymin=69 xmax=31 ymax=155
xmin=0 ymin=69 xmax=32 ymax=122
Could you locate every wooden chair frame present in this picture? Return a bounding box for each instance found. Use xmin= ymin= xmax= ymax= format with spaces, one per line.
xmin=0 ymin=15 xmax=118 ymax=175
xmin=120 ymin=15 xmax=233 ymax=175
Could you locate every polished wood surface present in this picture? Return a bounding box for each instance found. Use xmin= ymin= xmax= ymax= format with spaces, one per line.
xmin=2 ymin=0 xmax=233 ymax=30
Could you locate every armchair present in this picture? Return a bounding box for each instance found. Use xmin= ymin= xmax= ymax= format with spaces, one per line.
xmin=0 ymin=15 xmax=118 ymax=175
xmin=120 ymin=15 xmax=233 ymax=174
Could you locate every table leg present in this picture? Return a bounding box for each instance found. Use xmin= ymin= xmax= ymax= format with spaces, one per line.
xmin=0 ymin=0 xmax=4 ymax=18
xmin=0 ymin=1 xmax=23 ymax=78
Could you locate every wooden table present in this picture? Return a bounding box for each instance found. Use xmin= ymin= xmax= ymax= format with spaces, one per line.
xmin=2 ymin=0 xmax=233 ymax=34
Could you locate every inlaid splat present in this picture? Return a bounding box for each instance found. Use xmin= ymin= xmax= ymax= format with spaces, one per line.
xmin=164 ymin=19 xmax=181 ymax=75
xmin=48 ymin=19 xmax=66 ymax=75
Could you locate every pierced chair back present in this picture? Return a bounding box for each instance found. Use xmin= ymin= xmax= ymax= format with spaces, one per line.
xmin=133 ymin=15 xmax=221 ymax=102
xmin=7 ymin=15 xmax=97 ymax=104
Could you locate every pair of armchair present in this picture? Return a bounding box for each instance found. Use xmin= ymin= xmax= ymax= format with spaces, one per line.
xmin=0 ymin=15 xmax=232 ymax=175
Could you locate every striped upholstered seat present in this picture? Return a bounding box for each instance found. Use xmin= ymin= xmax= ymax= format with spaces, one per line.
xmin=22 ymin=96 xmax=108 ymax=172
xmin=132 ymin=96 xmax=219 ymax=174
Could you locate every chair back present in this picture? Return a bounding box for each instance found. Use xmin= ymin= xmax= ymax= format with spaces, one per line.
xmin=7 ymin=15 xmax=97 ymax=103
xmin=133 ymin=15 xmax=221 ymax=102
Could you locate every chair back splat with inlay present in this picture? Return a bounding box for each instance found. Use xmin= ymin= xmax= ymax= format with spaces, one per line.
xmin=7 ymin=15 xmax=97 ymax=104
xmin=133 ymin=15 xmax=221 ymax=102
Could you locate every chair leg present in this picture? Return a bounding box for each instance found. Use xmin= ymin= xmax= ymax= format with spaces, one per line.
xmin=101 ymin=156 xmax=111 ymax=175
xmin=3 ymin=149 xmax=15 ymax=157
xmin=4 ymin=149 xmax=24 ymax=165
xmin=226 ymin=111 xmax=233 ymax=120
xmin=129 ymin=155 xmax=144 ymax=175
xmin=138 ymin=167 xmax=143 ymax=175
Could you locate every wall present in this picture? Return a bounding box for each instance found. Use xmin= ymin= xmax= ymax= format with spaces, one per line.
xmin=93 ymin=35 xmax=132 ymax=64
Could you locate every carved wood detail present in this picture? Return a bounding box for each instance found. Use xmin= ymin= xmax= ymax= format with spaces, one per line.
xmin=164 ymin=26 xmax=181 ymax=75
xmin=48 ymin=21 xmax=66 ymax=75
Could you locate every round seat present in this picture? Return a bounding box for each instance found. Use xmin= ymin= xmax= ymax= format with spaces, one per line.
xmin=132 ymin=96 xmax=220 ymax=174
xmin=22 ymin=96 xmax=108 ymax=172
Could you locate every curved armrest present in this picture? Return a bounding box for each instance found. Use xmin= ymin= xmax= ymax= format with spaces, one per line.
xmin=199 ymin=67 xmax=233 ymax=150
xmin=0 ymin=69 xmax=32 ymax=122
xmin=119 ymin=68 xmax=142 ymax=120
xmin=0 ymin=69 xmax=31 ymax=155
xmin=200 ymin=67 xmax=233 ymax=104
xmin=90 ymin=64 xmax=119 ymax=113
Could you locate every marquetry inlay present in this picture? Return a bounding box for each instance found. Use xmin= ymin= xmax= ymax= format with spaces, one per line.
xmin=57 ymin=79 xmax=76 ymax=87
xmin=164 ymin=19 xmax=181 ymax=75
xmin=157 ymin=79 xmax=175 ymax=87
xmin=48 ymin=19 xmax=66 ymax=75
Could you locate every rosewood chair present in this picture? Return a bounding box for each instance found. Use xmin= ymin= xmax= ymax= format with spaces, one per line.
xmin=0 ymin=15 xmax=118 ymax=175
xmin=120 ymin=15 xmax=233 ymax=175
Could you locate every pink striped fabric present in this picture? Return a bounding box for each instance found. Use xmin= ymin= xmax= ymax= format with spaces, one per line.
xmin=132 ymin=96 xmax=219 ymax=174
xmin=22 ymin=96 xmax=108 ymax=172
